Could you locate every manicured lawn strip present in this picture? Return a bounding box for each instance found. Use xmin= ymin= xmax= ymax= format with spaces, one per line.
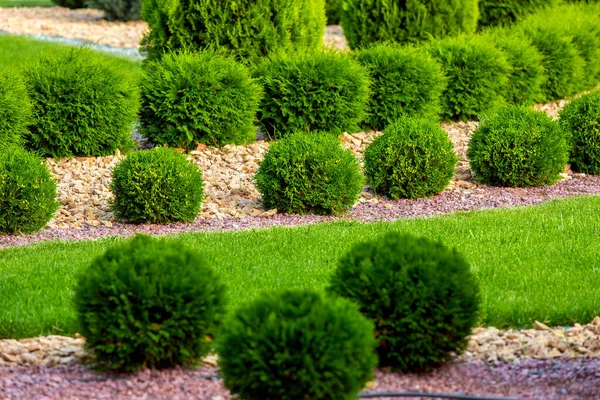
xmin=0 ymin=0 xmax=52 ymax=6
xmin=1 ymin=196 xmax=600 ymax=338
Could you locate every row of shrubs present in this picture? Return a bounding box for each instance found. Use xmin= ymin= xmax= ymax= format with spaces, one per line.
xmin=74 ymin=232 xmax=479 ymax=399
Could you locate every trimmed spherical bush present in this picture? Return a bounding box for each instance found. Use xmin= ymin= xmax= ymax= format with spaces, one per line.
xmin=477 ymin=0 xmax=557 ymax=28
xmin=0 ymin=147 xmax=58 ymax=234
xmin=559 ymin=90 xmax=600 ymax=175
xmin=86 ymin=0 xmax=141 ymax=21
xmin=217 ymin=290 xmax=377 ymax=400
xmin=111 ymin=147 xmax=204 ymax=223
xmin=353 ymin=44 xmax=446 ymax=131
xmin=364 ymin=117 xmax=458 ymax=199
xmin=255 ymin=132 xmax=363 ymax=215
xmin=427 ymin=34 xmax=510 ymax=121
xmin=74 ymin=235 xmax=226 ymax=372
xmin=0 ymin=70 xmax=32 ymax=149
xmin=139 ymin=52 xmax=262 ymax=149
xmin=23 ymin=47 xmax=138 ymax=158
xmin=328 ymin=232 xmax=479 ymax=372
xmin=467 ymin=105 xmax=568 ymax=187
xmin=255 ymin=52 xmax=370 ymax=139
xmin=141 ymin=0 xmax=326 ymax=63
xmin=341 ymin=0 xmax=478 ymax=49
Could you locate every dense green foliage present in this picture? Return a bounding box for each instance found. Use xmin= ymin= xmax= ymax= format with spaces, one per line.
xmin=0 ymin=147 xmax=58 ymax=234
xmin=468 ymin=106 xmax=568 ymax=187
xmin=341 ymin=0 xmax=478 ymax=49
xmin=51 ymin=0 xmax=85 ymax=8
xmin=111 ymin=147 xmax=204 ymax=223
xmin=86 ymin=0 xmax=141 ymax=21
xmin=477 ymin=0 xmax=556 ymax=27
xmin=0 ymin=70 xmax=31 ymax=148
xmin=325 ymin=0 xmax=342 ymax=24
xmin=140 ymin=0 xmax=326 ymax=63
xmin=364 ymin=117 xmax=457 ymax=199
xmin=139 ymin=51 xmax=261 ymax=149
xmin=329 ymin=232 xmax=479 ymax=371
xmin=255 ymin=132 xmax=362 ymax=215
xmin=217 ymin=290 xmax=376 ymax=400
xmin=353 ymin=44 xmax=446 ymax=131
xmin=427 ymin=34 xmax=509 ymax=121
xmin=74 ymin=235 xmax=226 ymax=372
xmin=255 ymin=52 xmax=369 ymax=138
xmin=22 ymin=47 xmax=138 ymax=158
xmin=559 ymin=90 xmax=600 ymax=174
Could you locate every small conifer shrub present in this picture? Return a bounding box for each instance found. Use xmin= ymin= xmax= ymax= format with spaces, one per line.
xmin=477 ymin=0 xmax=557 ymax=27
xmin=0 ymin=70 xmax=32 ymax=149
xmin=87 ymin=0 xmax=141 ymax=21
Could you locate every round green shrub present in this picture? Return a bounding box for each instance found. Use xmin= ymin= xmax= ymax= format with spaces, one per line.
xmin=217 ymin=289 xmax=377 ymax=400
xmin=326 ymin=0 xmax=342 ymax=24
xmin=427 ymin=34 xmax=510 ymax=121
xmin=23 ymin=47 xmax=138 ymax=158
xmin=328 ymin=232 xmax=479 ymax=372
xmin=0 ymin=70 xmax=32 ymax=149
xmin=353 ymin=44 xmax=446 ymax=131
xmin=52 ymin=0 xmax=86 ymax=8
xmin=559 ymin=90 xmax=600 ymax=175
xmin=341 ymin=0 xmax=478 ymax=49
xmin=477 ymin=0 xmax=557 ymax=28
xmin=141 ymin=0 xmax=326 ymax=63
xmin=111 ymin=147 xmax=204 ymax=223
xmin=255 ymin=132 xmax=363 ymax=215
xmin=467 ymin=105 xmax=568 ymax=187
xmin=0 ymin=147 xmax=58 ymax=234
xmin=74 ymin=234 xmax=226 ymax=372
xmin=86 ymin=0 xmax=141 ymax=21
xmin=139 ymin=51 xmax=262 ymax=149
xmin=364 ymin=117 xmax=458 ymax=199
xmin=255 ymin=52 xmax=370 ymax=139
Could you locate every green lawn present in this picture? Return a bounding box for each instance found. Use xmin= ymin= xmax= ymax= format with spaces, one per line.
xmin=1 ymin=196 xmax=599 ymax=338
xmin=0 ymin=0 xmax=52 ymax=6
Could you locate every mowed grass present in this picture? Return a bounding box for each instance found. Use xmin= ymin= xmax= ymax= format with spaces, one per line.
xmin=1 ymin=196 xmax=600 ymax=338
xmin=0 ymin=0 xmax=52 ymax=6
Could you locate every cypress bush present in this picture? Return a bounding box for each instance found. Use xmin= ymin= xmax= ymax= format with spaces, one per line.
xmin=477 ymin=0 xmax=557 ymax=28
xmin=74 ymin=235 xmax=226 ymax=372
xmin=353 ymin=44 xmax=446 ymax=131
xmin=255 ymin=132 xmax=363 ymax=215
xmin=329 ymin=232 xmax=479 ymax=372
xmin=86 ymin=0 xmax=141 ymax=21
xmin=0 ymin=70 xmax=32 ymax=149
xmin=255 ymin=52 xmax=370 ymax=139
xmin=468 ymin=105 xmax=568 ymax=187
xmin=141 ymin=0 xmax=326 ymax=63
xmin=364 ymin=117 xmax=458 ymax=199
xmin=217 ymin=290 xmax=377 ymax=400
xmin=139 ymin=51 xmax=262 ymax=149
xmin=22 ymin=47 xmax=138 ymax=158
xmin=341 ymin=0 xmax=478 ymax=49
xmin=0 ymin=147 xmax=58 ymax=234
xmin=111 ymin=147 xmax=204 ymax=223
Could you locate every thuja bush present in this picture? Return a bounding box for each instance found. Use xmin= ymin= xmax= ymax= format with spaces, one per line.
xmin=559 ymin=90 xmax=600 ymax=175
xmin=255 ymin=132 xmax=363 ymax=215
xmin=364 ymin=117 xmax=457 ymax=199
xmin=326 ymin=0 xmax=342 ymax=24
xmin=22 ymin=47 xmax=138 ymax=158
xmin=111 ymin=147 xmax=204 ymax=223
xmin=141 ymin=0 xmax=326 ymax=63
xmin=427 ymin=34 xmax=510 ymax=121
xmin=255 ymin=52 xmax=369 ymax=138
xmin=74 ymin=235 xmax=226 ymax=372
xmin=87 ymin=0 xmax=141 ymax=21
xmin=353 ymin=44 xmax=446 ymax=131
xmin=217 ymin=290 xmax=376 ymax=400
xmin=341 ymin=0 xmax=478 ymax=49
xmin=52 ymin=0 xmax=86 ymax=8
xmin=0 ymin=70 xmax=32 ymax=149
xmin=468 ymin=105 xmax=568 ymax=187
xmin=0 ymin=147 xmax=58 ymax=234
xmin=139 ymin=51 xmax=262 ymax=149
xmin=477 ymin=0 xmax=557 ymax=28
xmin=329 ymin=232 xmax=479 ymax=372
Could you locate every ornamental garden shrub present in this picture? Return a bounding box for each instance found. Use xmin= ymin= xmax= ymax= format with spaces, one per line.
xmin=139 ymin=51 xmax=262 ymax=149
xmin=141 ymin=0 xmax=326 ymax=63
xmin=0 ymin=70 xmax=31 ymax=149
xmin=326 ymin=0 xmax=342 ymax=24
xmin=255 ymin=132 xmax=362 ymax=215
xmin=74 ymin=234 xmax=226 ymax=372
xmin=0 ymin=147 xmax=58 ymax=234
xmin=255 ymin=52 xmax=370 ymax=139
xmin=477 ymin=0 xmax=557 ymax=28
xmin=51 ymin=0 xmax=86 ymax=8
xmin=22 ymin=47 xmax=138 ymax=158
xmin=86 ymin=0 xmax=141 ymax=21
xmin=364 ymin=117 xmax=458 ymax=199
xmin=328 ymin=232 xmax=479 ymax=372
xmin=427 ymin=34 xmax=510 ymax=121
xmin=111 ymin=147 xmax=204 ymax=223
xmin=353 ymin=44 xmax=446 ymax=131
xmin=559 ymin=90 xmax=600 ymax=175
xmin=468 ymin=105 xmax=568 ymax=187
xmin=341 ymin=0 xmax=478 ymax=49
xmin=217 ymin=289 xmax=376 ymax=400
